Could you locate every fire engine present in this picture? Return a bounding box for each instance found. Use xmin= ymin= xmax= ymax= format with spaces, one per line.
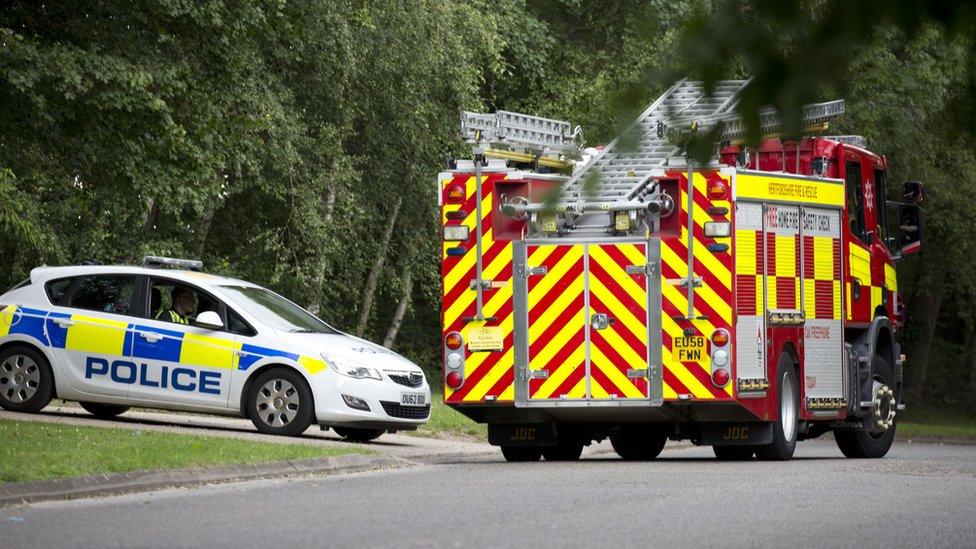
xmin=437 ymin=79 xmax=923 ymax=461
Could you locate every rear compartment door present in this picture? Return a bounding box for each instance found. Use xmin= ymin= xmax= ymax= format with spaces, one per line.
xmin=586 ymin=243 xmax=651 ymax=400
xmin=513 ymin=241 xmax=659 ymax=404
xmin=521 ymin=243 xmax=587 ymax=401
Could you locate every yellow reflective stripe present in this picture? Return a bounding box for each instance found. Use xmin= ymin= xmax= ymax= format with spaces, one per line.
xmin=804 ymin=279 xmax=817 ymax=319
xmin=298 ymin=355 xmax=327 ymax=375
xmin=587 ymin=277 xmax=645 ymax=344
xmin=884 ymin=263 xmax=898 ymax=292
xmin=736 ymin=230 xmax=757 ymax=275
xmin=736 ymin=173 xmax=845 ymax=207
xmin=660 ymin=244 xmax=732 ymax=325
xmin=0 ymin=305 xmax=16 ymax=337
xmin=813 ymin=236 xmax=834 ymax=279
xmin=532 ymin=341 xmax=585 ymax=399
xmin=179 ymin=332 xmax=241 ymax=369
xmin=849 ymin=243 xmax=871 ymax=281
xmin=462 ymin=348 xmax=514 ymax=402
xmin=65 ymin=315 xmax=128 ymax=355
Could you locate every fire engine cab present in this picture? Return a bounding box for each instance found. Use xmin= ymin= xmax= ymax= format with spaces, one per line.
xmin=438 ymin=79 xmax=923 ymax=461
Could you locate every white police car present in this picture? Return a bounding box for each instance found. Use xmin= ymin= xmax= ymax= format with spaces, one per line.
xmin=0 ymin=257 xmax=430 ymax=440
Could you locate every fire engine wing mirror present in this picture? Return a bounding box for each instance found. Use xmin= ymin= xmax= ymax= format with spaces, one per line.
xmin=194 ymin=310 xmax=224 ymax=330
xmin=898 ymin=203 xmax=922 ymax=257
xmin=903 ymin=181 xmax=924 ymax=204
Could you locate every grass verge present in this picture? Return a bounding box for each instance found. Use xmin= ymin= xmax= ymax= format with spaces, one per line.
xmin=0 ymin=419 xmax=366 ymax=484
xmin=898 ymin=406 xmax=976 ymax=441
xmin=410 ymin=397 xmax=487 ymax=440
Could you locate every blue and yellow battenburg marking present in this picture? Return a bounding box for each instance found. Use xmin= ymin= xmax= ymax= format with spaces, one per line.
xmin=0 ymin=305 xmax=327 ymax=375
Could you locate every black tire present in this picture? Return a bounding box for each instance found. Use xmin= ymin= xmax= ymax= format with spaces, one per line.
xmin=0 ymin=345 xmax=54 ymax=413
xmin=79 ymin=402 xmax=130 ymax=419
xmin=713 ymin=445 xmax=755 ymax=461
xmin=756 ymin=353 xmax=798 ymax=461
xmin=610 ymin=428 xmax=668 ymax=461
xmin=835 ymin=355 xmax=897 ymax=459
xmin=246 ymin=367 xmax=315 ymax=437
xmin=501 ymin=446 xmax=543 ymax=462
xmin=542 ymin=438 xmax=584 ymax=461
xmin=333 ymin=427 xmax=385 ymax=442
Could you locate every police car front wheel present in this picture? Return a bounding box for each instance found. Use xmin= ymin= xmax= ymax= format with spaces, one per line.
xmin=0 ymin=345 xmax=55 ymax=413
xmin=79 ymin=402 xmax=130 ymax=419
xmin=247 ymin=368 xmax=314 ymax=436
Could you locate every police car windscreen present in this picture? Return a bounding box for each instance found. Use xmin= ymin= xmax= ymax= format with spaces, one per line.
xmin=218 ymin=286 xmax=338 ymax=334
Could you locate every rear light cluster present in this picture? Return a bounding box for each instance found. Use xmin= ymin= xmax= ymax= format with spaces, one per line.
xmin=710 ymin=329 xmax=731 ymax=387
xmin=444 ymin=332 xmax=465 ymax=389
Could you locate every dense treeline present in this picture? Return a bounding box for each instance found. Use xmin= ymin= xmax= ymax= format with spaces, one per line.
xmin=1 ymin=1 xmax=974 ymax=410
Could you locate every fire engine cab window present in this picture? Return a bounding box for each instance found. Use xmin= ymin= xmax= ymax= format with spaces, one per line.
xmin=845 ymin=161 xmax=866 ymax=242
xmin=66 ymin=275 xmax=137 ymax=315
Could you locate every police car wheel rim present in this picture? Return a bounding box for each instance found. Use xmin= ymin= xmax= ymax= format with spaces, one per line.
xmin=256 ymin=379 xmax=300 ymax=427
xmin=0 ymin=354 xmax=40 ymax=403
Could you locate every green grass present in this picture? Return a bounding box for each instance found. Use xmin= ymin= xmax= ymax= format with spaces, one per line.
xmin=898 ymin=406 xmax=976 ymax=441
xmin=0 ymin=419 xmax=366 ymax=484
xmin=410 ymin=397 xmax=487 ymax=439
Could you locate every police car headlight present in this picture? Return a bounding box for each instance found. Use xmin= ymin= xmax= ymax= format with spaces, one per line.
xmin=323 ymin=354 xmax=381 ymax=380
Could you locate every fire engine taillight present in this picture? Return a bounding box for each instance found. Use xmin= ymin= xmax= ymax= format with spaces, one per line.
xmin=445 ymin=332 xmax=463 ymax=350
xmin=446 ymin=371 xmax=464 ymax=389
xmin=445 ymin=185 xmax=465 ymax=203
xmin=707 ymin=179 xmax=729 ymax=200
xmin=445 ymin=210 xmax=467 ymax=220
xmin=711 ymin=368 xmax=730 ymax=387
xmin=711 ymin=329 xmax=730 ymax=347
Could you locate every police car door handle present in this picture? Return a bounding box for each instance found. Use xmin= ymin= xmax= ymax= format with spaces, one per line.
xmin=138 ymin=332 xmax=163 ymax=343
xmin=53 ymin=318 xmax=74 ymax=328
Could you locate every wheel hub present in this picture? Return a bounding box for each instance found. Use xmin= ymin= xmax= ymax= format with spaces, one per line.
xmin=871 ymin=381 xmax=896 ymax=434
xmin=255 ymin=378 xmax=300 ymax=427
xmin=0 ymin=354 xmax=40 ymax=403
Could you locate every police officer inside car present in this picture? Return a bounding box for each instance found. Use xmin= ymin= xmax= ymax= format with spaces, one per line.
xmin=157 ymin=287 xmax=196 ymax=324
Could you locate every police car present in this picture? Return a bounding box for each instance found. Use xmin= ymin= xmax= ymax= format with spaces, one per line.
xmin=0 ymin=257 xmax=430 ymax=440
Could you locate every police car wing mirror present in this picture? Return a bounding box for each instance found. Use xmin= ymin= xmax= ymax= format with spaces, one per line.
xmin=194 ymin=310 xmax=224 ymax=330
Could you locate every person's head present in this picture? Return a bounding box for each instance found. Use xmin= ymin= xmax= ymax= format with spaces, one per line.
xmin=170 ymin=287 xmax=196 ymax=315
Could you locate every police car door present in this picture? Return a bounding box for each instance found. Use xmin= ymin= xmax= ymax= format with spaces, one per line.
xmin=45 ymin=274 xmax=140 ymax=398
xmin=126 ymin=278 xmax=236 ymax=408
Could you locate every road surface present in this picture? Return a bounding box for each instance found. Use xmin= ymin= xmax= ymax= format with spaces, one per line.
xmin=2 ymin=440 xmax=974 ymax=548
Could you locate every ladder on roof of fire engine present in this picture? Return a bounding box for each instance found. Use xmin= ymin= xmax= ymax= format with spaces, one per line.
xmin=562 ymin=79 xmax=846 ymax=203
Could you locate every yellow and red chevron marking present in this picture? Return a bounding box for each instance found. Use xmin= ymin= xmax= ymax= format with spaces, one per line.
xmin=441 ymin=172 xmax=517 ymax=403
xmin=527 ymin=244 xmax=587 ymax=400
xmin=659 ymin=170 xmax=734 ymax=400
xmin=587 ymin=243 xmax=649 ymax=399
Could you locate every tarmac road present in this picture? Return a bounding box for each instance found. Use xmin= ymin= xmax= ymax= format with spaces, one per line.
xmin=2 ymin=440 xmax=974 ymax=548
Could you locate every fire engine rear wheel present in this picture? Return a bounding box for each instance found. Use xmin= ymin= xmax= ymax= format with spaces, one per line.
xmin=79 ymin=402 xmax=130 ymax=419
xmin=712 ymin=445 xmax=755 ymax=461
xmin=501 ymin=446 xmax=543 ymax=462
xmin=835 ymin=355 xmax=897 ymax=459
xmin=610 ymin=428 xmax=668 ymax=461
xmin=756 ymin=353 xmax=798 ymax=461
xmin=542 ymin=438 xmax=584 ymax=461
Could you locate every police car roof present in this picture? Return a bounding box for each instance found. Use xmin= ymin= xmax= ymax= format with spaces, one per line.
xmin=29 ymin=264 xmax=260 ymax=288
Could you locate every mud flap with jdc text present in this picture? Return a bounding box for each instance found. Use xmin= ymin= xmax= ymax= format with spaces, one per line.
xmin=700 ymin=423 xmax=773 ymax=446
xmin=488 ymin=423 xmax=558 ymax=447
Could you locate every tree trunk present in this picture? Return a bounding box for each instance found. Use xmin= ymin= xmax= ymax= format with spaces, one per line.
xmin=307 ymin=184 xmax=337 ymax=315
xmin=903 ymin=265 xmax=946 ymax=404
xmin=355 ymin=197 xmax=402 ymax=337
xmin=383 ymin=267 xmax=413 ymax=349
xmin=195 ymin=203 xmax=217 ymax=258
xmin=142 ymin=199 xmax=159 ymax=233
